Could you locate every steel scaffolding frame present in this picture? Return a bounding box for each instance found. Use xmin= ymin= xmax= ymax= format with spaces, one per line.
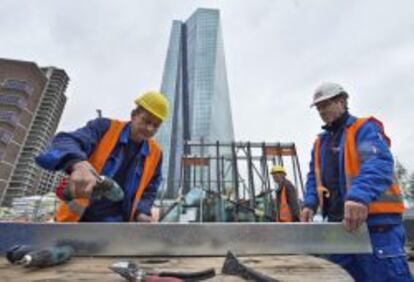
xmin=176 ymin=140 xmax=304 ymax=222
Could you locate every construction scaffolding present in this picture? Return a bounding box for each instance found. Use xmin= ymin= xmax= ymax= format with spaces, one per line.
xmin=161 ymin=140 xmax=304 ymax=222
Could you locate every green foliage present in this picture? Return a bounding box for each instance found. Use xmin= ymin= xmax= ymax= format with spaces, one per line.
xmin=408 ymin=173 xmax=414 ymax=200
xmin=395 ymin=159 xmax=413 ymax=207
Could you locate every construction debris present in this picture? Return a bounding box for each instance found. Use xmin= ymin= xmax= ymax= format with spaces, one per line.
xmin=0 ymin=192 xmax=57 ymax=222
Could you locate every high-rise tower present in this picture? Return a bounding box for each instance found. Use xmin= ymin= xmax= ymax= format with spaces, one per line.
xmin=0 ymin=59 xmax=69 ymax=206
xmin=157 ymin=9 xmax=235 ymax=198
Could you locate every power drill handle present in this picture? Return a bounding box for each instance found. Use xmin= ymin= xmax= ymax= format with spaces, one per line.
xmin=62 ymin=175 xmax=124 ymax=202
xmin=21 ymin=246 xmax=74 ymax=268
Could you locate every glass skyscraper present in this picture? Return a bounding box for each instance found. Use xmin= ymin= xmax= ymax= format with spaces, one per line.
xmin=157 ymin=8 xmax=235 ymax=198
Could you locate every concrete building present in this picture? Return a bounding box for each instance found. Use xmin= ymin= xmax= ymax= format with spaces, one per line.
xmin=0 ymin=59 xmax=68 ymax=206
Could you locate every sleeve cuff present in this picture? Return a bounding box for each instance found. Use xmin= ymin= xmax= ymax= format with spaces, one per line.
xmin=345 ymin=194 xmax=369 ymax=205
xmin=62 ymin=158 xmax=83 ymax=174
xmin=303 ymin=203 xmax=318 ymax=213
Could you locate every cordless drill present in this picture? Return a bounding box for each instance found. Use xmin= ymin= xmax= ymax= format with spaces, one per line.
xmin=56 ymin=172 xmax=124 ymax=203
xmin=6 ymin=245 xmax=74 ymax=268
xmin=62 ymin=174 xmax=124 ymax=202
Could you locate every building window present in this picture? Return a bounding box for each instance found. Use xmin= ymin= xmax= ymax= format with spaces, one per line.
xmin=0 ymin=111 xmax=19 ymax=126
xmin=0 ymin=129 xmax=13 ymax=145
xmin=0 ymin=95 xmax=27 ymax=109
xmin=1 ymin=79 xmax=34 ymax=96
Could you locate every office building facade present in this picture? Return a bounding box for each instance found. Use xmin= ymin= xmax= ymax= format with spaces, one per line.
xmin=157 ymin=9 xmax=235 ymax=197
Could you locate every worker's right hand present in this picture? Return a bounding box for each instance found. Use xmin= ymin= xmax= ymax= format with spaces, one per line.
xmin=300 ymin=207 xmax=314 ymax=222
xmin=343 ymin=200 xmax=368 ymax=232
xmin=69 ymin=161 xmax=97 ymax=198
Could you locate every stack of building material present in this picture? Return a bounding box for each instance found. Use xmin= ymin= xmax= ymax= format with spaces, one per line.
xmin=0 ymin=207 xmax=13 ymax=220
xmin=0 ymin=193 xmax=57 ymax=221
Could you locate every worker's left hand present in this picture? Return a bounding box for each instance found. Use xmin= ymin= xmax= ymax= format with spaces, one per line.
xmin=136 ymin=213 xmax=157 ymax=223
xmin=300 ymin=207 xmax=314 ymax=222
xmin=343 ymin=200 xmax=368 ymax=232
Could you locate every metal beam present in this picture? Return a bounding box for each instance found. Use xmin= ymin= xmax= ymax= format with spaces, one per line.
xmin=404 ymin=208 xmax=414 ymax=244
xmin=0 ymin=222 xmax=372 ymax=256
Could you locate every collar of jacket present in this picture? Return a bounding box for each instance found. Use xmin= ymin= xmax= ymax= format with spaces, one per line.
xmin=119 ymin=122 xmax=149 ymax=157
xmin=345 ymin=114 xmax=357 ymax=127
xmin=319 ymin=114 xmax=358 ymax=138
xmin=321 ymin=111 xmax=350 ymax=132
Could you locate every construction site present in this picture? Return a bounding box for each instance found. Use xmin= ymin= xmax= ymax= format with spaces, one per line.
xmin=1 ymin=3 xmax=414 ymax=282
xmin=0 ymin=136 xmax=413 ymax=281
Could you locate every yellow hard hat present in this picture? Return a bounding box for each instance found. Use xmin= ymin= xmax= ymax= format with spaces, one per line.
xmin=135 ymin=91 xmax=169 ymax=121
xmin=271 ymin=165 xmax=286 ymax=174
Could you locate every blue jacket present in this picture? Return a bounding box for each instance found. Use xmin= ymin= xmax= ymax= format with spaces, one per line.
xmin=35 ymin=118 xmax=162 ymax=222
xmin=303 ymin=115 xmax=402 ymax=226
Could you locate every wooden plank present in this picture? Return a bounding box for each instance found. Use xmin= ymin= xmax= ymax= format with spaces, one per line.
xmin=0 ymin=255 xmax=354 ymax=281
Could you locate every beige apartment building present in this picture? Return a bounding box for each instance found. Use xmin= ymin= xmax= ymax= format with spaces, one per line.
xmin=0 ymin=58 xmax=69 ymax=206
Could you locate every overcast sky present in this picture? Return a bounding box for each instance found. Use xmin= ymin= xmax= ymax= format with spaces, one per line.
xmin=1 ymin=0 xmax=414 ymax=175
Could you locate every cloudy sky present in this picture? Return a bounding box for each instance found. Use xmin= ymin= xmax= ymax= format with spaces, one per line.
xmin=1 ymin=0 xmax=414 ymax=175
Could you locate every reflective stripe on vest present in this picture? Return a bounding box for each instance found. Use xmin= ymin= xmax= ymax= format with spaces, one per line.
xmin=344 ymin=117 xmax=404 ymax=214
xmin=55 ymin=120 xmax=161 ymax=222
xmin=313 ymin=117 xmax=404 ymax=216
xmin=277 ymin=184 xmax=293 ymax=222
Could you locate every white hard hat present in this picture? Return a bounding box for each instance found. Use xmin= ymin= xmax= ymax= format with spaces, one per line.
xmin=311 ymin=82 xmax=348 ymax=107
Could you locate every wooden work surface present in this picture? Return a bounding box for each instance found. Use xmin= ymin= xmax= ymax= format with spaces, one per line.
xmin=0 ymin=255 xmax=353 ymax=282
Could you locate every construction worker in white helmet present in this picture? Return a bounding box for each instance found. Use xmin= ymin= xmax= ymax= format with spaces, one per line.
xmin=301 ymin=82 xmax=412 ymax=281
xmin=270 ymin=165 xmax=300 ymax=222
xmin=36 ymin=91 xmax=169 ymax=223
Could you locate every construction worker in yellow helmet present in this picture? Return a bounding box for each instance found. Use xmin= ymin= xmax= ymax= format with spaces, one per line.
xmin=36 ymin=91 xmax=169 ymax=223
xmin=270 ymin=165 xmax=300 ymax=222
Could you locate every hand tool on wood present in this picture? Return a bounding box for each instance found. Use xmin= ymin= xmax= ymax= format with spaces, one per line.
xmin=17 ymin=245 xmax=74 ymax=268
xmin=222 ymin=251 xmax=280 ymax=282
xmin=109 ymin=261 xmax=216 ymax=282
xmin=6 ymin=245 xmax=35 ymax=264
xmin=6 ymin=244 xmax=74 ymax=268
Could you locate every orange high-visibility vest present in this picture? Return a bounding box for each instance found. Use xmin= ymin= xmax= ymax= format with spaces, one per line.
xmin=313 ymin=117 xmax=404 ymax=215
xmin=276 ymin=183 xmax=293 ymax=222
xmin=55 ymin=120 xmax=161 ymax=222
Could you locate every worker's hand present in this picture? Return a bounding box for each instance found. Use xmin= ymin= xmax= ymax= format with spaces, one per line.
xmin=343 ymin=200 xmax=368 ymax=232
xmin=300 ymin=207 xmax=314 ymax=222
xmin=136 ymin=213 xmax=156 ymax=223
xmin=69 ymin=161 xmax=97 ymax=198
